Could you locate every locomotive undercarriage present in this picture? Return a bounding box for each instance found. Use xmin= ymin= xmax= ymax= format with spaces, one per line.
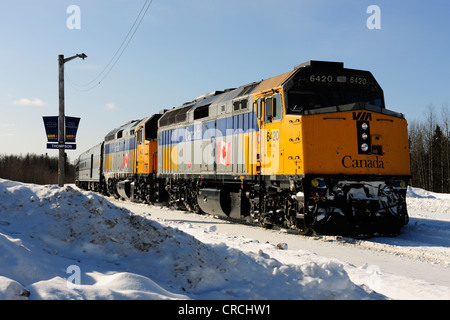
xmin=103 ymin=174 xmax=164 ymax=204
xmin=165 ymin=178 xmax=201 ymax=213
xmin=307 ymin=179 xmax=409 ymax=236
xmin=248 ymin=177 xmax=410 ymax=236
xmin=97 ymin=174 xmax=409 ymax=237
xmin=162 ymin=176 xmax=410 ymax=237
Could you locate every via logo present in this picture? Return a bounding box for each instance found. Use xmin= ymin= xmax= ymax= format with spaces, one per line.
xmin=353 ymin=112 xmax=372 ymax=121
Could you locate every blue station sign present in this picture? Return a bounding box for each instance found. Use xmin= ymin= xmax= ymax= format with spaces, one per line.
xmin=65 ymin=116 xmax=80 ymax=143
xmin=42 ymin=116 xmax=59 ymax=143
xmin=43 ymin=116 xmax=80 ymax=150
xmin=46 ymin=143 xmax=77 ymax=150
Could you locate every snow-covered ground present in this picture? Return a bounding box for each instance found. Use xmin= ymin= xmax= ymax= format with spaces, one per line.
xmin=0 ymin=178 xmax=449 ymax=300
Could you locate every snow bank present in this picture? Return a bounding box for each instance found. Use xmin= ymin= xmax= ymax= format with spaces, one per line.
xmin=407 ymin=186 xmax=450 ymax=200
xmin=407 ymin=187 xmax=450 ymax=218
xmin=0 ymin=179 xmax=379 ymax=300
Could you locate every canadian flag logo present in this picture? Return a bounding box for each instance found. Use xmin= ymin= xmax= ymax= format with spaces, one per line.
xmin=124 ymin=153 xmax=129 ymax=168
xmin=217 ymin=141 xmax=231 ymax=166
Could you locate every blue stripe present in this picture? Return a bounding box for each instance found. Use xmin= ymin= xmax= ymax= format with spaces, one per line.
xmin=158 ymin=111 xmax=259 ymax=146
xmin=104 ymin=137 xmax=137 ymax=155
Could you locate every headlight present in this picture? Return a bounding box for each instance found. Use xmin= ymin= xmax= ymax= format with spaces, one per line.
xmin=361 ymin=143 xmax=369 ymax=152
xmin=311 ymin=179 xmax=319 ymax=188
xmin=393 ymin=180 xmax=407 ymax=189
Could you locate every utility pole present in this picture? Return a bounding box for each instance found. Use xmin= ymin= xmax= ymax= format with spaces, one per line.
xmin=58 ymin=53 xmax=87 ymax=187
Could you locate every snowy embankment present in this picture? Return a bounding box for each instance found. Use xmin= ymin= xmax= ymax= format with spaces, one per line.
xmin=0 ymin=178 xmax=449 ymax=300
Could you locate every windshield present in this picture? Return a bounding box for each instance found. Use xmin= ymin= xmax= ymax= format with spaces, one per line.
xmin=287 ymin=88 xmax=383 ymax=114
xmin=286 ymin=71 xmax=384 ymax=114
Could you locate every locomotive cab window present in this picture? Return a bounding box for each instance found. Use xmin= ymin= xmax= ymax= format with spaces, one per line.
xmin=344 ymin=91 xmax=383 ymax=108
xmin=264 ymin=94 xmax=282 ymax=123
xmin=286 ymin=70 xmax=385 ymax=114
xmin=264 ymin=97 xmax=272 ymax=123
xmin=256 ymin=98 xmax=262 ymax=119
xmin=287 ymin=90 xmax=326 ymax=113
xmin=287 ymin=88 xmax=384 ymax=114
xmin=137 ymin=129 xmax=144 ymax=144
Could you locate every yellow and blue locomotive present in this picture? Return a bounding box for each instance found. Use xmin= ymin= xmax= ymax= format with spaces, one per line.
xmin=76 ymin=61 xmax=410 ymax=235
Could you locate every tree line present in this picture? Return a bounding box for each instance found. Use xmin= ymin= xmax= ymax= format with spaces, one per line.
xmin=0 ymin=153 xmax=75 ymax=185
xmin=409 ymin=104 xmax=449 ymax=193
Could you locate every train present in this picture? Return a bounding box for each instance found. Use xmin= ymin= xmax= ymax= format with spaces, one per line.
xmin=75 ymin=60 xmax=411 ymax=236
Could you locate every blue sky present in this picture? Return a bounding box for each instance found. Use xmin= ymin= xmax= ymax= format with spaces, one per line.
xmin=1 ymin=0 xmax=449 ymax=160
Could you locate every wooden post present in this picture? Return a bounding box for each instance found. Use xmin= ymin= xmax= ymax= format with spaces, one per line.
xmin=56 ymin=53 xmax=86 ymax=187
xmin=58 ymin=54 xmax=65 ymax=187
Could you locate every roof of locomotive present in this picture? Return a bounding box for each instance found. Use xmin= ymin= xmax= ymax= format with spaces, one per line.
xmin=104 ymin=119 xmax=141 ymax=141
xmin=157 ymin=60 xmax=391 ymax=128
xmin=158 ymin=81 xmax=261 ymax=128
xmin=157 ymin=62 xmax=325 ymax=129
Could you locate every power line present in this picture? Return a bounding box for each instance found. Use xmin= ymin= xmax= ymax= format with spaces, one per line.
xmin=68 ymin=0 xmax=153 ymax=91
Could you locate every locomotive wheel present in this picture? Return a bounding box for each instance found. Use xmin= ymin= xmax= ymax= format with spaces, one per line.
xmin=261 ymin=221 xmax=273 ymax=229
xmin=296 ymin=217 xmax=313 ymax=236
xmin=194 ymin=204 xmax=203 ymax=214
